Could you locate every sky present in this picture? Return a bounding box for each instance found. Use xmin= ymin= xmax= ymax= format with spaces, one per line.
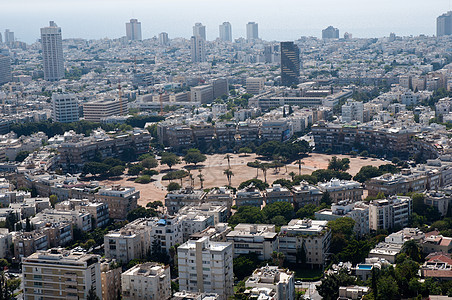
xmin=1 ymin=0 xmax=452 ymax=43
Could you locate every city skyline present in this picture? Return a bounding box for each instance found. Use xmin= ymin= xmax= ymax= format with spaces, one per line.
xmin=1 ymin=0 xmax=452 ymax=43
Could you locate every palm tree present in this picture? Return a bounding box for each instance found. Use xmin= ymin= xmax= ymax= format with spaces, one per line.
xmin=223 ymin=169 xmax=234 ymax=186
xmin=189 ymin=173 xmax=194 ymax=187
xmin=197 ymin=169 xmax=204 ymax=189
xmin=260 ymin=164 xmax=268 ymax=183
xmin=297 ymin=159 xmax=304 ymax=176
xmin=224 ymin=154 xmax=232 ymax=169
xmin=289 ymin=171 xmax=296 ymax=181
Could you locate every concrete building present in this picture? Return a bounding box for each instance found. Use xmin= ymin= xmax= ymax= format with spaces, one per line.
xmin=122 ymin=263 xmax=171 ymax=300
xmin=22 ymin=248 xmax=102 ymax=300
xmin=279 ymin=219 xmax=331 ymax=267
xmin=317 ymin=179 xmax=363 ymax=203
xmin=245 ymin=265 xmax=295 ymax=300
xmin=261 ymin=120 xmax=292 ymax=142
xmin=226 ymin=224 xmax=278 ymax=260
xmin=212 ymin=78 xmax=229 ymax=100
xmin=41 ymin=21 xmax=64 ymax=81
xmin=291 ymin=183 xmax=323 ymax=209
xmin=193 ymin=23 xmax=206 ymax=40
xmin=265 ymin=184 xmax=292 ymax=205
xmin=172 ymin=292 xmax=220 ymax=300
xmin=178 ymin=237 xmax=233 ymax=300
xmin=191 ymin=35 xmax=206 ymax=63
xmin=219 ymin=22 xmax=232 ymax=42
xmin=191 ymin=85 xmax=213 ymax=104
xmin=165 ymin=187 xmax=206 ymax=215
xmin=100 ymin=259 xmax=122 ymax=300
xmin=246 ymin=77 xmax=265 ymax=95
xmin=51 ymin=93 xmax=79 ymax=123
xmin=0 ymin=55 xmax=11 ymax=85
xmin=338 ymin=286 xmax=370 ymax=300
xmin=437 ymin=11 xmax=452 ymax=37
xmin=280 ymin=41 xmax=300 ymax=87
xmin=424 ymin=191 xmax=451 ymax=217
xmin=126 ymin=19 xmax=142 ymax=41
xmin=422 ymin=232 xmax=452 ymax=254
xmin=0 ymin=229 xmax=12 ymax=259
xmin=342 ymin=99 xmax=364 ymax=123
xmin=235 ymin=184 xmax=264 ymax=207
xmin=322 ymin=26 xmax=339 ymax=39
xmin=4 ymin=29 xmax=14 ymax=46
xmin=369 ymin=196 xmax=412 ymax=231
xmin=246 ymin=22 xmax=259 ymax=41
xmin=159 ymin=32 xmax=169 ymax=46
xmin=83 ymin=99 xmax=122 ymax=122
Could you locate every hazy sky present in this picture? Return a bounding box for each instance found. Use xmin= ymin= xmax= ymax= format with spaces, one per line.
xmin=2 ymin=0 xmax=452 ymax=43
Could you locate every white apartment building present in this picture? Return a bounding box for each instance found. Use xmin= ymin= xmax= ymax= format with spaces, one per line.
xmin=279 ymin=219 xmax=331 ymax=267
xmin=369 ymin=196 xmax=412 ymax=231
xmin=219 ymin=22 xmax=232 ymax=42
xmin=41 ymin=21 xmax=64 ymax=81
xmin=159 ymin=32 xmax=169 ymax=46
xmin=121 ymin=262 xmax=171 ymax=300
xmin=265 ymin=184 xmax=292 ymax=205
xmin=317 ymin=179 xmax=363 ymax=203
xmin=246 ymin=78 xmax=265 ymax=95
xmin=31 ymin=208 xmax=92 ymax=232
xmin=193 ymin=23 xmax=206 ymax=40
xmin=245 ymin=265 xmax=295 ymax=300
xmin=315 ymin=200 xmax=370 ymax=236
xmin=191 ymin=36 xmax=206 ymax=63
xmin=126 ymin=19 xmax=142 ymax=41
xmin=400 ymin=90 xmax=419 ymax=106
xmin=191 ymin=85 xmax=213 ymax=104
xmin=178 ymin=204 xmax=229 ymax=224
xmin=22 ymin=248 xmax=102 ymax=300
xmin=342 ymin=99 xmax=364 ymax=123
xmin=260 ymin=120 xmax=293 ymax=142
xmin=51 ymin=93 xmax=79 ymax=123
xmin=150 ymin=216 xmax=184 ymax=253
xmin=0 ymin=229 xmax=12 ymax=258
xmin=435 ymin=97 xmax=452 ymax=116
xmin=226 ymin=224 xmax=278 ymax=260
xmin=178 ymin=237 xmax=233 ymax=300
xmin=83 ymin=99 xmax=122 ymax=122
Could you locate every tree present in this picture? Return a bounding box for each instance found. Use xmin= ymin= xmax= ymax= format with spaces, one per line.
xmin=183 ymin=148 xmax=206 ymax=166
xmin=317 ymin=269 xmax=356 ymax=300
xmin=134 ymin=175 xmax=152 ymax=184
xmin=289 ymin=171 xmax=296 ymax=180
xmin=320 ymin=191 xmax=332 ymax=206
xmin=238 ymin=179 xmax=269 ymax=191
xmin=108 ymin=165 xmax=125 ymax=177
xmin=402 ymin=240 xmax=423 ymax=263
xmin=87 ymin=285 xmax=100 ymax=300
xmin=49 ymin=194 xmax=58 ymax=208
xmin=15 ymin=151 xmax=30 ymax=162
xmin=328 ymin=156 xmax=350 ymax=171
xmin=228 ymin=206 xmax=265 ymax=226
xmin=353 ymin=165 xmax=383 ymax=183
xmin=224 ymin=154 xmax=232 ymax=169
xmin=262 ymin=202 xmax=294 ymax=224
xmin=197 ymin=169 xmax=205 ymax=188
xmin=167 ymin=182 xmax=181 ymax=191
xmin=233 ymin=254 xmax=260 ymax=280
xmin=297 ymin=159 xmax=304 ymax=176
xmin=223 ymin=169 xmax=234 ymax=186
xmin=128 ymin=164 xmax=144 ymax=176
xmin=260 ymin=164 xmax=269 ymax=183
xmin=238 ymin=147 xmax=252 ymax=156
xmin=160 ymin=152 xmax=180 ymax=170
xmin=271 ymin=251 xmax=285 ymax=267
xmin=83 ymin=162 xmax=110 ymax=175
xmin=141 ymin=157 xmax=158 ymax=169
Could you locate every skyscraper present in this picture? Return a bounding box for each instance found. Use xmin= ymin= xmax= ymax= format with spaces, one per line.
xmin=246 ymin=22 xmax=259 ymax=41
xmin=0 ymin=54 xmax=11 ymax=85
xmin=191 ymin=35 xmax=206 ymax=63
xmin=193 ymin=23 xmax=206 ymax=40
xmin=322 ymin=26 xmax=339 ymax=39
xmin=159 ymin=32 xmax=169 ymax=46
xmin=41 ymin=21 xmax=65 ymax=81
xmin=437 ymin=12 xmax=452 ymax=37
xmin=280 ymin=41 xmax=300 ymax=87
xmin=126 ymin=19 xmax=142 ymax=41
xmin=219 ymin=22 xmax=232 ymax=42
xmin=4 ymin=30 xmax=14 ymax=46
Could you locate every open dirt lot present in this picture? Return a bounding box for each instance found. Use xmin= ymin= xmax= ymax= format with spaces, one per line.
xmin=99 ymin=153 xmax=389 ymax=206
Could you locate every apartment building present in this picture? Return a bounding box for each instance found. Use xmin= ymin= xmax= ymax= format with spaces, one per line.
xmin=172 ymin=291 xmax=220 ymax=299
xmin=315 ymin=201 xmax=370 ymax=236
xmin=51 ymin=93 xmax=79 ymax=123
xmin=178 ymin=203 xmax=229 ymax=224
xmin=246 ymin=78 xmax=265 ymax=95
xmin=0 ymin=229 xmax=12 ymax=259
xmin=342 ymin=99 xmax=364 ymax=123
xmin=317 ymin=179 xmax=363 ymax=203
xmin=96 ymin=185 xmax=138 ymax=220
xmin=22 ymin=248 xmax=102 ymax=300
xmin=368 ymin=196 xmax=412 ymax=231
xmin=422 ymin=232 xmax=452 ymax=254
xmin=245 ymin=265 xmax=295 ymax=300
xmin=226 ymin=224 xmax=278 ymax=260
xmin=204 ymin=187 xmax=234 ymax=214
xmin=30 ymin=209 xmax=92 ymax=232
xmin=235 ymin=184 xmax=264 ymax=207
xmin=265 ymin=184 xmax=292 ymax=205
xmin=191 ymin=85 xmax=214 ymax=104
xmin=291 ymin=182 xmax=323 ymax=209
xmin=83 ymin=99 xmax=122 ymax=122
xmin=424 ymin=191 xmax=451 ymax=217
xmin=56 ymin=199 xmax=109 ymax=228
xmin=278 ymin=219 xmax=331 ymax=267
xmin=100 ymin=259 xmax=122 ymax=300
xmin=165 ymin=187 xmax=207 ymax=215
xmin=178 ymin=237 xmax=233 ymax=300
xmin=260 ymin=120 xmax=292 ymax=142
xmin=122 ymin=262 xmax=171 ymax=300
xmin=150 ymin=216 xmax=184 ymax=253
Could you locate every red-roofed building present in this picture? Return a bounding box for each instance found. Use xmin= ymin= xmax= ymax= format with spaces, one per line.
xmin=423 ymin=235 xmax=452 ymax=254
xmin=422 ymin=254 xmax=452 ymax=281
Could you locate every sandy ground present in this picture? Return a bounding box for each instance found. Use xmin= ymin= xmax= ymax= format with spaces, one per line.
xmin=99 ymin=153 xmax=389 ymax=206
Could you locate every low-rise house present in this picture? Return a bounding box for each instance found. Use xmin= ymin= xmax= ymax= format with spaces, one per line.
xmin=423 ymin=231 xmax=452 ymax=254
xmin=421 ymin=253 xmax=452 ymax=281
xmin=338 ymin=286 xmax=370 ymax=300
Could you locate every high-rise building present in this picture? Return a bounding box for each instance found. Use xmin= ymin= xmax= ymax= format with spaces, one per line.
xmin=322 ymin=26 xmax=339 ymax=39
xmin=178 ymin=237 xmax=233 ymax=300
xmin=213 ymin=78 xmax=229 ymax=99
xmin=0 ymin=54 xmax=11 ymax=85
xmin=246 ymin=77 xmax=265 ymax=95
xmin=280 ymin=41 xmax=300 ymax=87
xmin=437 ymin=11 xmax=452 ymax=37
xmin=83 ymin=99 xmax=122 ymax=122
xmin=219 ymin=22 xmax=232 ymax=42
xmin=22 ymin=248 xmax=102 ymax=299
xmin=191 ymin=35 xmax=206 ymax=63
xmin=246 ymin=22 xmax=259 ymax=41
xmin=41 ymin=21 xmax=65 ymax=81
xmin=126 ymin=19 xmax=142 ymax=41
xmin=4 ymin=29 xmax=14 ymax=46
xmin=51 ymin=93 xmax=80 ymax=123
xmin=193 ymin=23 xmax=206 ymax=40
xmin=159 ymin=32 xmax=169 ymax=46
xmin=342 ymin=99 xmax=364 ymax=123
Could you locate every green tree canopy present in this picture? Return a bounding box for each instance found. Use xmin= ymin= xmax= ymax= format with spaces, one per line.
xmin=183 ymin=148 xmax=207 ymax=166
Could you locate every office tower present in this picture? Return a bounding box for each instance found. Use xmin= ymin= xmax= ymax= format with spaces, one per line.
xmin=52 ymin=93 xmax=80 ymax=123
xmin=437 ymin=12 xmax=452 ymax=37
xmin=121 ymin=263 xmax=171 ymax=300
xmin=22 ymin=248 xmax=102 ymax=299
xmin=190 ymin=35 xmax=206 ymax=63
xmin=41 ymin=21 xmax=65 ymax=81
xmin=213 ymin=78 xmax=229 ymax=99
xmin=246 ymin=77 xmax=265 ymax=95
xmin=246 ymin=22 xmax=259 ymax=41
xmin=322 ymin=26 xmax=339 ymax=39
xmin=0 ymin=55 xmax=11 ymax=85
xmin=126 ymin=19 xmax=142 ymax=41
xmin=83 ymin=99 xmax=122 ymax=122
xmin=4 ymin=30 xmax=14 ymax=46
xmin=193 ymin=22 xmax=206 ymax=40
xmin=280 ymin=41 xmax=300 ymax=86
xmin=178 ymin=237 xmax=233 ymax=300
xmin=219 ymin=22 xmax=232 ymax=42
xmin=159 ymin=32 xmax=169 ymax=46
